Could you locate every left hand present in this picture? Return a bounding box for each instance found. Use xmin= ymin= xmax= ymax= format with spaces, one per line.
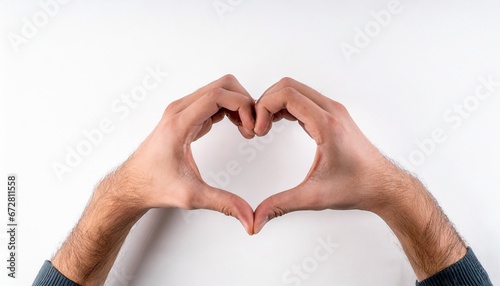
xmin=107 ymin=74 xmax=256 ymax=234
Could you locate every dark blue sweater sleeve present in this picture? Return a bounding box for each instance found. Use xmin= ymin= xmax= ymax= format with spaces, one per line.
xmin=417 ymin=248 xmax=492 ymax=286
xmin=32 ymin=260 xmax=79 ymax=286
xmin=32 ymin=248 xmax=492 ymax=286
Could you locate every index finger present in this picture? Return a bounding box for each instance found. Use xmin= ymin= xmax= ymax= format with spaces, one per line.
xmin=169 ymin=74 xmax=253 ymax=114
xmin=260 ymin=77 xmax=339 ymax=113
xmin=180 ymin=88 xmax=255 ymax=141
xmin=255 ymin=87 xmax=328 ymax=144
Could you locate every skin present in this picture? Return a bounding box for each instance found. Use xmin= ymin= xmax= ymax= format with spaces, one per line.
xmin=51 ymin=75 xmax=466 ymax=285
xmin=52 ymin=75 xmax=256 ymax=285
xmin=252 ymin=77 xmax=467 ymax=280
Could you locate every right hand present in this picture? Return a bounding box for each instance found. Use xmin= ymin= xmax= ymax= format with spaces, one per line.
xmin=253 ymin=77 xmax=401 ymax=233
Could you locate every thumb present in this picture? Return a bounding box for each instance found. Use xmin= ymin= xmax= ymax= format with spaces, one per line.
xmin=253 ymin=185 xmax=311 ymax=234
xmin=197 ymin=185 xmax=254 ymax=235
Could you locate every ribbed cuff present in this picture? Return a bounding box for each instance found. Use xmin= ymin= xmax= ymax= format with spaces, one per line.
xmin=417 ymin=247 xmax=492 ymax=286
xmin=32 ymin=260 xmax=79 ymax=286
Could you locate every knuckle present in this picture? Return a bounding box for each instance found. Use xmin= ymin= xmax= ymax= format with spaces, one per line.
xmin=277 ymin=77 xmax=296 ymax=88
xmin=330 ymin=100 xmax=347 ymax=113
xmin=323 ymin=113 xmax=345 ymax=136
xmin=220 ymin=205 xmax=232 ymax=217
xmin=281 ymin=86 xmax=299 ymax=99
xmin=164 ymin=99 xmax=182 ymax=115
xmin=271 ymin=206 xmax=286 ymax=219
xmin=243 ymin=94 xmax=255 ymax=105
xmin=218 ymin=74 xmax=237 ymax=85
xmin=266 ymin=195 xmax=286 ymax=219
xmin=206 ymin=87 xmax=225 ymax=99
xmin=336 ymin=102 xmax=347 ymax=111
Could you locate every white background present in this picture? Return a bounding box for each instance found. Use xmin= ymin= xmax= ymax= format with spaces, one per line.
xmin=1 ymin=0 xmax=499 ymax=285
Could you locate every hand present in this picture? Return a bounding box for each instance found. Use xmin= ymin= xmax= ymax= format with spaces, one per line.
xmin=51 ymin=75 xmax=257 ymax=285
xmin=253 ymin=77 xmax=392 ymax=233
xmin=110 ymin=74 xmax=256 ymax=234
xmin=252 ymin=77 xmax=466 ymax=281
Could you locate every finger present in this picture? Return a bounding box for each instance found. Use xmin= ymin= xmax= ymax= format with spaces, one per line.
xmin=258 ymin=80 xmax=280 ymax=99
xmin=260 ymin=109 xmax=298 ymax=134
xmin=168 ymin=74 xmax=253 ymax=114
xmin=194 ymin=110 xmax=255 ymax=141
xmin=222 ymin=110 xmax=255 ymax=139
xmin=225 ymin=110 xmax=241 ymax=126
xmin=195 ymin=185 xmax=255 ymax=235
xmin=272 ymin=109 xmax=297 ymax=122
xmin=193 ymin=118 xmax=214 ymax=141
xmin=254 ymin=87 xmax=326 ymax=142
xmin=238 ymin=124 xmax=255 ymax=139
xmin=253 ymin=185 xmax=315 ymax=234
xmin=193 ymin=109 xmax=233 ymax=141
xmin=212 ymin=109 xmax=227 ymax=124
xmin=262 ymin=77 xmax=338 ymax=113
xmin=181 ymin=88 xmax=255 ymax=139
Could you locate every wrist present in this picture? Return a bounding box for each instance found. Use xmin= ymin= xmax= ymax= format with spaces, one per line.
xmin=52 ymin=171 xmax=147 ymax=285
xmin=359 ymin=158 xmax=421 ymax=215
xmin=361 ymin=161 xmax=466 ymax=280
xmin=95 ymin=162 xmax=152 ymax=214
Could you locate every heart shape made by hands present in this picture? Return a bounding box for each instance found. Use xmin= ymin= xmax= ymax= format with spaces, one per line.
xmin=195 ymin=77 xmax=385 ymax=235
xmin=135 ymin=75 xmax=386 ymax=236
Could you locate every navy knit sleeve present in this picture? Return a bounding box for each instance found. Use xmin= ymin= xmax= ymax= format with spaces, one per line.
xmin=32 ymin=260 xmax=79 ymax=286
xmin=417 ymin=248 xmax=492 ymax=286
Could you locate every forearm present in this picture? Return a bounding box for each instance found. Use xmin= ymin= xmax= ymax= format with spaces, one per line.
xmin=52 ymin=168 xmax=147 ymax=285
xmin=370 ymin=167 xmax=466 ymax=281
